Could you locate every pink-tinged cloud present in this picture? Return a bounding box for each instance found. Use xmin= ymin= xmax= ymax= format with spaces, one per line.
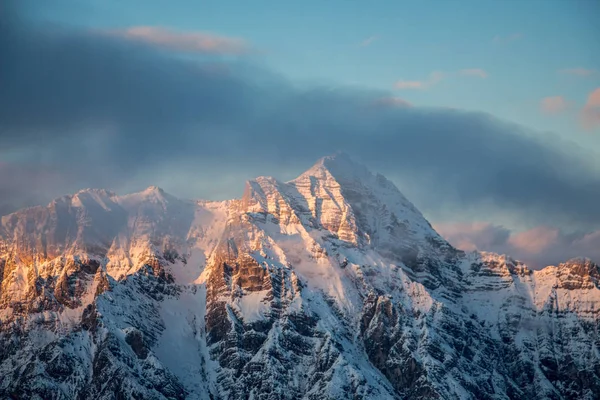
xmin=434 ymin=222 xmax=510 ymax=252
xmin=434 ymin=221 xmax=600 ymax=269
xmin=394 ymin=71 xmax=444 ymax=90
xmin=107 ymin=26 xmax=250 ymax=55
xmin=493 ymin=33 xmax=522 ymax=44
xmin=540 ymin=96 xmax=568 ymax=115
xmin=459 ymin=69 xmax=488 ymax=78
xmin=359 ymin=35 xmax=378 ymax=47
xmin=559 ymin=68 xmax=598 ymax=77
xmin=581 ymin=87 xmax=600 ymax=131
xmin=507 ymin=226 xmax=560 ymax=254
xmin=394 ymin=69 xmax=490 ymax=90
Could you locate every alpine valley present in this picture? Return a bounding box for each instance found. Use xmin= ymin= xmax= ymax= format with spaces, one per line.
xmin=1 ymin=153 xmax=599 ymax=400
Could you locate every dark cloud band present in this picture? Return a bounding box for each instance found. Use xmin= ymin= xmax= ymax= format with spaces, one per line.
xmin=1 ymin=4 xmax=600 ymax=235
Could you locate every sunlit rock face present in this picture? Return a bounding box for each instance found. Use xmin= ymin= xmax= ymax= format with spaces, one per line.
xmin=1 ymin=154 xmax=599 ymax=399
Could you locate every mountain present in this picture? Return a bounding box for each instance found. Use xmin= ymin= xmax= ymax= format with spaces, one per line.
xmin=1 ymin=153 xmax=599 ymax=399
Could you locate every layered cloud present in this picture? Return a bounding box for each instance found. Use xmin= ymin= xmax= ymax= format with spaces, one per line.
xmin=435 ymin=222 xmax=600 ymax=268
xmin=581 ymin=87 xmax=600 ymax=131
xmin=2 ymin=3 xmax=600 ymax=253
xmin=371 ymin=97 xmax=412 ymax=108
xmin=538 ymin=90 xmax=600 ymax=128
xmin=104 ymin=26 xmax=251 ymax=55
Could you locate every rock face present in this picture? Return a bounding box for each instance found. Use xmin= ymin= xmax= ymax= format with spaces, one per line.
xmin=1 ymin=153 xmax=599 ymax=399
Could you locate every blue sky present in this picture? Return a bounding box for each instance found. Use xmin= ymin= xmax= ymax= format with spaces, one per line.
xmin=27 ymin=0 xmax=600 ymax=148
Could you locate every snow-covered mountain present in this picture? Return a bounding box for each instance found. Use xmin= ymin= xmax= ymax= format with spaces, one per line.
xmin=1 ymin=153 xmax=599 ymax=399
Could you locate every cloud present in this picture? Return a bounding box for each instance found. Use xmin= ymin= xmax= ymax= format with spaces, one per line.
xmin=581 ymin=87 xmax=600 ymax=131
xmin=493 ymin=33 xmax=522 ymax=44
xmin=540 ymin=96 xmax=569 ymax=115
xmin=0 ymin=161 xmax=69 ymax=216
xmin=459 ymin=69 xmax=488 ymax=78
xmin=105 ymin=26 xmax=251 ymax=55
xmin=2 ymin=5 xmax=600 ymax=241
xmin=433 ymin=222 xmax=511 ymax=252
xmin=359 ymin=35 xmax=378 ymax=47
xmin=394 ymin=80 xmax=425 ymax=90
xmin=394 ymin=71 xmax=444 ymax=90
xmin=371 ymin=97 xmax=412 ymax=108
xmin=435 ymin=222 xmax=600 ymax=268
xmin=394 ymin=69 xmax=486 ymax=90
xmin=507 ymin=226 xmax=560 ymax=254
xmin=559 ymin=68 xmax=598 ymax=77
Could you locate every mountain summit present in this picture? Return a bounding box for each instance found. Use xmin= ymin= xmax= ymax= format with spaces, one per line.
xmin=1 ymin=155 xmax=599 ymax=399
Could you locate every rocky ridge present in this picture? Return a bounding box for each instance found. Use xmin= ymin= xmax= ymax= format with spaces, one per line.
xmin=1 ymin=153 xmax=599 ymax=399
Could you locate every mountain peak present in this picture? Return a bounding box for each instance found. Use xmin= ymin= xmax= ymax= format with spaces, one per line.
xmin=559 ymin=257 xmax=599 ymax=274
xmin=74 ymin=188 xmax=117 ymax=198
xmin=564 ymin=257 xmax=595 ymax=265
xmin=3 ymin=157 xmax=600 ymax=400
xmin=285 ymin=153 xmax=444 ymax=251
xmin=294 ymin=153 xmax=420 ymax=212
xmin=117 ymin=185 xmax=180 ymax=208
xmin=317 ymin=151 xmax=356 ymax=166
xmin=142 ymin=185 xmax=165 ymax=195
xmin=294 ymin=152 xmax=371 ymax=184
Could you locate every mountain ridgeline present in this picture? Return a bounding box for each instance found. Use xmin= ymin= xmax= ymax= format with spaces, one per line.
xmin=0 ymin=154 xmax=599 ymax=399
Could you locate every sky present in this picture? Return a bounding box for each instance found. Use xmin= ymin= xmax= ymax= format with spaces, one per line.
xmin=1 ymin=0 xmax=600 ymax=268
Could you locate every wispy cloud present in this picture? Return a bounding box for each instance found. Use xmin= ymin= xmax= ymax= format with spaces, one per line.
xmin=394 ymin=69 xmax=486 ymax=90
xmin=493 ymin=33 xmax=522 ymax=44
xmin=435 ymin=222 xmax=600 ymax=268
xmin=540 ymin=96 xmax=569 ymax=115
xmin=106 ymin=26 xmax=251 ymax=55
xmin=560 ymin=68 xmax=598 ymax=77
xmin=434 ymin=222 xmax=510 ymax=253
xmin=394 ymin=71 xmax=444 ymax=90
xmin=459 ymin=69 xmax=488 ymax=78
xmin=507 ymin=226 xmax=561 ymax=255
xmin=581 ymin=87 xmax=600 ymax=131
xmin=359 ymin=35 xmax=378 ymax=47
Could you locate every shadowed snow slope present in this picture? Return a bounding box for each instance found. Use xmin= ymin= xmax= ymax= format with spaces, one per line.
xmin=1 ymin=154 xmax=599 ymax=399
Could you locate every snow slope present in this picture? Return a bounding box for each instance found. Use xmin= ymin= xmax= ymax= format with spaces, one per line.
xmin=1 ymin=153 xmax=599 ymax=399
